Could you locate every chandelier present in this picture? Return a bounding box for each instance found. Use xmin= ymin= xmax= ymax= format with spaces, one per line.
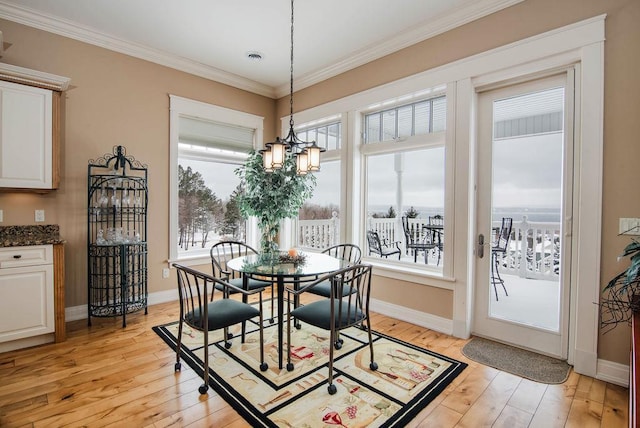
xmin=260 ymin=0 xmax=325 ymax=175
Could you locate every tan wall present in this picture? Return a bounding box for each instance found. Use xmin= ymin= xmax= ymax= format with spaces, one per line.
xmin=1 ymin=0 xmax=638 ymax=364
xmin=281 ymin=0 xmax=640 ymax=364
xmin=0 ymin=19 xmax=277 ymax=308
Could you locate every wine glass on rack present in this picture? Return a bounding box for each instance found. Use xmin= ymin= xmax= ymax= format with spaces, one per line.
xmin=110 ymin=182 xmax=120 ymax=212
xmin=98 ymin=185 xmax=108 ymax=208
xmin=122 ymin=182 xmax=131 ymax=207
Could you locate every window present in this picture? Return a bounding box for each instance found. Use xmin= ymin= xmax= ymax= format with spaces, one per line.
xmin=364 ymin=96 xmax=446 ymax=143
xmin=362 ymin=94 xmax=446 ymax=271
xmin=169 ymin=96 xmax=263 ymax=264
xmin=295 ymin=119 xmax=342 ymax=249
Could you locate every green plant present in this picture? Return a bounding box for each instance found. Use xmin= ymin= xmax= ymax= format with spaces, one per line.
xmin=600 ymin=239 xmax=640 ymax=332
xmin=404 ymin=206 xmax=419 ymax=218
xmin=235 ymin=150 xmax=316 ymax=253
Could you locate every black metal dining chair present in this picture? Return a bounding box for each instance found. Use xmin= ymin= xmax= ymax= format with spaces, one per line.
xmin=285 ymin=264 xmax=378 ymax=394
xmin=402 ymin=216 xmax=435 ymax=263
xmin=210 ymin=241 xmax=274 ymax=324
xmin=491 ymin=217 xmax=513 ymax=300
xmin=173 ymin=263 xmax=267 ymax=395
xmin=307 ymin=244 xmax=362 ymax=298
xmin=366 ymin=230 xmax=401 ymax=259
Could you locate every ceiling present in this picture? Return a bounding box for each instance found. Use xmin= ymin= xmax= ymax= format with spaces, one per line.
xmin=0 ymin=0 xmax=521 ymax=98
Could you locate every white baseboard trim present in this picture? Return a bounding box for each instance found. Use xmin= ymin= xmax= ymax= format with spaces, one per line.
xmin=370 ymin=298 xmax=453 ymax=335
xmin=596 ymin=358 xmax=629 ymax=387
xmin=65 ymin=289 xmax=179 ymax=322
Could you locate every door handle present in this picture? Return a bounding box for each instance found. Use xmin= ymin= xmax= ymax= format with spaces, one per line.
xmin=477 ymin=234 xmax=485 ymax=258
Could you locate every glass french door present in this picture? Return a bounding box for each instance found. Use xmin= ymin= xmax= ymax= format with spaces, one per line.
xmin=473 ymin=74 xmax=573 ymax=358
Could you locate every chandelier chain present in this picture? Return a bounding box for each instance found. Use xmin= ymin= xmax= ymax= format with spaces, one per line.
xmin=289 ymin=0 xmax=295 ymax=128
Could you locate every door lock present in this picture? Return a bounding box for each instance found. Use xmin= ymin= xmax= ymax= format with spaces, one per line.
xmin=478 ymin=234 xmax=485 ymax=258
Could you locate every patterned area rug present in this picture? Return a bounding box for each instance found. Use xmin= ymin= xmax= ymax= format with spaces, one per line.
xmin=153 ymin=318 xmax=467 ymax=427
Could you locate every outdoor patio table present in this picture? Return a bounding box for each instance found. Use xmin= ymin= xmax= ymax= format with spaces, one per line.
xmin=227 ymin=252 xmax=348 ymax=370
xmin=422 ymin=224 xmax=443 ymax=246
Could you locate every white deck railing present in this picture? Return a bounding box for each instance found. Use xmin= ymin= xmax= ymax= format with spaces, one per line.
xmin=495 ymin=216 xmax=560 ymax=280
xmin=297 ymin=212 xmax=340 ymax=250
xmin=299 ymin=213 xmax=560 ymax=279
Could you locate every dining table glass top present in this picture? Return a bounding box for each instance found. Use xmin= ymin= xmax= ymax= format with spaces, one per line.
xmin=227 ymin=251 xmax=348 ymax=279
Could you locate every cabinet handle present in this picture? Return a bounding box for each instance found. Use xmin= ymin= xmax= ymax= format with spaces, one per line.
xmin=13 ymin=255 xmax=22 ymax=259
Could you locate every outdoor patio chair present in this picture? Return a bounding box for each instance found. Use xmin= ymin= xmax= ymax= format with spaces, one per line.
xmin=173 ymin=263 xmax=267 ymax=395
xmin=366 ymin=230 xmax=401 ymax=260
xmin=402 ymin=216 xmax=436 ymax=264
xmin=491 ymin=217 xmax=513 ymax=301
xmin=307 ymin=244 xmax=362 ymax=298
xmin=427 ymin=215 xmax=444 ymax=266
xmin=285 ymin=264 xmax=378 ymax=395
xmin=210 ymin=241 xmax=275 ymax=332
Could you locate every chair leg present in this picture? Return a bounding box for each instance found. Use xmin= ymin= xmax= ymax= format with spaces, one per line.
xmin=491 ymin=252 xmax=499 ymax=301
xmin=327 ymin=327 xmax=337 ymax=395
xmin=366 ymin=317 xmax=378 ymax=371
xmin=269 ymin=283 xmax=275 ymax=324
xmin=241 ymin=293 xmax=248 ymax=342
xmin=495 ymin=257 xmax=508 ymax=297
xmin=286 ymin=298 xmax=294 ymax=372
xmin=175 ymin=319 xmax=183 ymax=371
xmin=491 ymin=252 xmax=508 ymax=300
xmin=200 ymin=320 xmax=210 ymax=395
xmin=259 ymin=294 xmax=268 ymax=372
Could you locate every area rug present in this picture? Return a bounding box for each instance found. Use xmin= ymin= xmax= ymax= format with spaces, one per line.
xmin=462 ymin=337 xmax=571 ymax=384
xmin=153 ymin=318 xmax=467 ymax=427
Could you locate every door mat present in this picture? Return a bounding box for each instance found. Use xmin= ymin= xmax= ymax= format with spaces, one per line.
xmin=153 ymin=320 xmax=467 ymax=427
xmin=462 ymin=337 xmax=571 ymax=384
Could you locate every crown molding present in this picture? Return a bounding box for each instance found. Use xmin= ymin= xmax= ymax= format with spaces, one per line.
xmin=0 ymin=2 xmax=277 ymax=98
xmin=275 ymin=0 xmax=524 ymax=98
xmin=0 ymin=0 xmax=522 ymax=99
xmin=0 ymin=61 xmax=70 ymax=90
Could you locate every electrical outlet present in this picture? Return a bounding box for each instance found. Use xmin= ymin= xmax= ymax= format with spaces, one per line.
xmin=0 ymin=209 xmax=3 ymax=223
xmin=35 ymin=210 xmax=45 ymax=222
xmin=162 ymin=268 xmax=170 ymax=278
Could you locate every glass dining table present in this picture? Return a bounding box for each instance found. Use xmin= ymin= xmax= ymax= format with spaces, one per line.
xmin=227 ymin=251 xmax=348 ymax=370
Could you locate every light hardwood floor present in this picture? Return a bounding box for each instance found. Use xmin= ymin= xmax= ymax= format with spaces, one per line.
xmin=0 ymin=298 xmax=629 ymax=427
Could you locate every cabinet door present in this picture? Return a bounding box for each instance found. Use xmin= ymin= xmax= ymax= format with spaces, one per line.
xmin=0 ymin=80 xmax=53 ymax=189
xmin=0 ymin=264 xmax=54 ymax=343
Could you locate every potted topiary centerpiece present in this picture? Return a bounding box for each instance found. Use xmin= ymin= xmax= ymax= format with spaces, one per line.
xmin=235 ymin=150 xmax=315 ymax=256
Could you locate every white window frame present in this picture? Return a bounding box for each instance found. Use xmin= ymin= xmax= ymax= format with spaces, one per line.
xmin=168 ymin=95 xmax=264 ymax=266
xmin=280 ymin=114 xmax=346 ymax=249
xmin=359 ymin=91 xmax=451 ymax=277
xmin=281 ymin=14 xmax=605 ymax=379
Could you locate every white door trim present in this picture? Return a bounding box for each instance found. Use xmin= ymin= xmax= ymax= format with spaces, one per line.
xmin=450 ymin=16 xmax=604 ymax=377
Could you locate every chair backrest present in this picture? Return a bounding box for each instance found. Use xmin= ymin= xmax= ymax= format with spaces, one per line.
xmin=366 ymin=231 xmax=382 ymax=255
xmin=402 ymin=216 xmax=424 ymax=244
xmin=327 ymin=264 xmax=373 ymax=328
xmin=494 ymin=217 xmax=513 ymax=252
xmin=402 ymin=216 xmax=430 ymax=246
xmin=429 ymin=215 xmax=444 ymax=226
xmin=322 ymin=243 xmax=362 ymax=265
xmin=210 ymin=241 xmax=259 ymax=281
xmin=174 ymin=263 xmax=222 ymax=331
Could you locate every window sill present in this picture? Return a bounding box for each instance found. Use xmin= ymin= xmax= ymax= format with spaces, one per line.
xmin=363 ymin=257 xmax=455 ymax=291
xmin=169 ymin=253 xmax=210 ymax=268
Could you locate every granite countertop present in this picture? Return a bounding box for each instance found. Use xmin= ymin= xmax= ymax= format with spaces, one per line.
xmin=0 ymin=225 xmax=65 ymax=247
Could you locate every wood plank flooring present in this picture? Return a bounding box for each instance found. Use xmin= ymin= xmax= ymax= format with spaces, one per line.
xmin=0 ymin=299 xmax=628 ymax=427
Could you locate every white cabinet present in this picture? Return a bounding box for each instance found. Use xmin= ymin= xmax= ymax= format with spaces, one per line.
xmin=0 ymin=80 xmax=53 ymax=189
xmin=0 ymin=245 xmax=55 ymax=350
